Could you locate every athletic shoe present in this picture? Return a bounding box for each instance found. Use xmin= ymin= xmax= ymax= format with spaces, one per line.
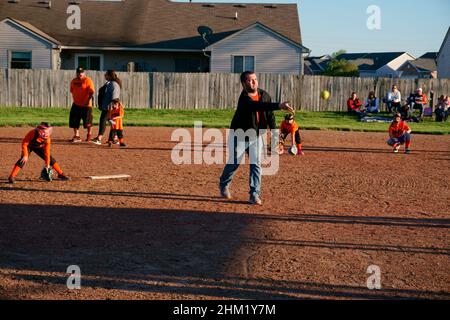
xmin=405 ymin=148 xmax=411 ymax=154
xmin=393 ymin=144 xmax=400 ymax=153
xmin=120 ymin=142 xmax=126 ymax=147
xmin=72 ymin=136 xmax=82 ymax=143
xmin=297 ymin=149 xmax=305 ymax=156
xmin=220 ymin=185 xmax=232 ymax=199
xmin=249 ymin=194 xmax=262 ymax=206
xmin=58 ymin=174 xmax=70 ymax=181
xmin=113 ymin=140 xmax=119 ymax=145
xmin=8 ymin=176 xmax=15 ymax=184
xmin=86 ymin=134 xmax=92 ymax=142
xmin=90 ymin=138 xmax=101 ymax=145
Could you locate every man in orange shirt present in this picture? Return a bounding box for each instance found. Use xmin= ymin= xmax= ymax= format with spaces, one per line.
xmin=387 ymin=113 xmax=412 ymax=154
xmin=69 ymin=67 xmax=95 ymax=142
xmin=8 ymin=122 xmax=70 ymax=183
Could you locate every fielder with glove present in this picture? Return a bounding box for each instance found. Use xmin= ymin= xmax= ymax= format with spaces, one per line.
xmin=387 ymin=113 xmax=412 ymax=154
xmin=8 ymin=122 xmax=70 ymax=184
xmin=278 ymin=113 xmax=304 ymax=156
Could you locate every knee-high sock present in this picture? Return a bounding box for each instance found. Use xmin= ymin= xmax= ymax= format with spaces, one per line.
xmin=52 ymin=162 xmax=63 ymax=175
xmin=405 ymin=140 xmax=411 ymax=148
xmin=9 ymin=165 xmax=21 ymax=178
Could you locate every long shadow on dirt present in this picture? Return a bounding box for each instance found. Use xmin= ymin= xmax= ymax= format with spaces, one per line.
xmin=1 ymin=203 xmax=450 ymax=299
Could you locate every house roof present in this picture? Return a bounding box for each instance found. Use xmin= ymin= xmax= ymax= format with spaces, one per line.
xmin=0 ymin=0 xmax=302 ymax=50
xmin=418 ymin=52 xmax=438 ymax=60
xmin=437 ymin=27 xmax=450 ymax=60
xmin=4 ymin=18 xmax=61 ymax=46
xmin=409 ymin=53 xmax=437 ymax=72
xmin=335 ymin=52 xmax=414 ymax=71
xmin=304 ymin=56 xmax=329 ymax=72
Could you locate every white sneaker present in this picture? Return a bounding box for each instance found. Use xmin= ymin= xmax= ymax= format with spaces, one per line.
xmin=220 ymin=185 xmax=231 ymax=199
xmin=90 ymin=138 xmax=101 ymax=145
xmin=249 ymin=195 xmax=262 ymax=206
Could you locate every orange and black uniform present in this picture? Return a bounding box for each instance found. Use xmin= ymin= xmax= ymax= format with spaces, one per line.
xmin=69 ymin=76 xmax=95 ymax=129
xmin=280 ymin=120 xmax=302 ymax=147
xmin=108 ymin=106 xmax=125 ymax=143
xmin=9 ymin=129 xmax=65 ymax=179
xmin=388 ymin=120 xmax=411 ymax=148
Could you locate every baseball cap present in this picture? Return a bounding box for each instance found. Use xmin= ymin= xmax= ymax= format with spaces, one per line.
xmin=76 ymin=67 xmax=85 ymax=74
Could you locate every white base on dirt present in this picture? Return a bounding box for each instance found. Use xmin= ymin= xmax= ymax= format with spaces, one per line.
xmin=88 ymin=174 xmax=131 ymax=180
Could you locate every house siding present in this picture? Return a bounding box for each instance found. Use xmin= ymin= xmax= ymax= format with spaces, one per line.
xmin=61 ymin=50 xmax=209 ymax=72
xmin=438 ymin=35 xmax=450 ymax=78
xmin=0 ymin=20 xmax=54 ymax=69
xmin=209 ymin=25 xmax=303 ymax=74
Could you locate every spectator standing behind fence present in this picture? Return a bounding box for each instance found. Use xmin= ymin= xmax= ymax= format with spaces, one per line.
xmin=435 ymin=95 xmax=449 ymax=122
xmin=91 ymin=70 xmax=122 ymax=145
xmin=364 ymin=91 xmax=379 ymax=114
xmin=385 ymin=85 xmax=402 ymax=113
xmin=347 ymin=92 xmax=364 ymax=118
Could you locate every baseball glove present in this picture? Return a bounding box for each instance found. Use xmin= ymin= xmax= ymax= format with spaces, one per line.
xmin=40 ymin=166 xmax=53 ymax=182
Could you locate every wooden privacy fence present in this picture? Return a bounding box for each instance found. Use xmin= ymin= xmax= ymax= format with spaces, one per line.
xmin=1 ymin=69 xmax=449 ymax=111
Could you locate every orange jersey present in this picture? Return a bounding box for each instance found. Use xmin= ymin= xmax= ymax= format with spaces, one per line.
xmin=389 ymin=121 xmax=410 ymax=138
xmin=22 ymin=129 xmax=51 ymax=165
xmin=70 ymin=76 xmax=95 ymax=107
xmin=280 ymin=120 xmax=299 ymax=135
xmin=109 ymin=106 xmax=124 ymax=130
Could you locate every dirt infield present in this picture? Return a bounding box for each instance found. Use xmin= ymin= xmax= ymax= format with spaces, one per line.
xmin=0 ymin=127 xmax=449 ymax=300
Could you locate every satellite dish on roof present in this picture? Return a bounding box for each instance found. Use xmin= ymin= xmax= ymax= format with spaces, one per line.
xmin=198 ymin=26 xmax=213 ymax=46
xmin=197 ymin=26 xmax=213 ymax=37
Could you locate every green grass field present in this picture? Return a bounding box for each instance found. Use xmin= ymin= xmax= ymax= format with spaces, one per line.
xmin=0 ymin=107 xmax=448 ymax=134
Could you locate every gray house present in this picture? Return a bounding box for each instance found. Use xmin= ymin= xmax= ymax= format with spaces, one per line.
xmin=437 ymin=27 xmax=450 ymax=79
xmin=0 ymin=0 xmax=309 ymax=74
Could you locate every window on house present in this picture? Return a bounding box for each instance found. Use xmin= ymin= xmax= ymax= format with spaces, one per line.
xmin=76 ymin=55 xmax=102 ymax=71
xmin=10 ymin=51 xmax=32 ymax=69
xmin=233 ymin=56 xmax=255 ymax=73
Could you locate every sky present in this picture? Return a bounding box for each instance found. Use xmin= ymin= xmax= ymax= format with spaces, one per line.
xmin=177 ymin=0 xmax=450 ymax=58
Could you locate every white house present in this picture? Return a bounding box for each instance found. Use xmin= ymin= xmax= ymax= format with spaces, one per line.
xmin=437 ymin=27 xmax=450 ymax=79
xmin=206 ymin=23 xmax=309 ymax=74
xmin=334 ymin=52 xmax=416 ymax=78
